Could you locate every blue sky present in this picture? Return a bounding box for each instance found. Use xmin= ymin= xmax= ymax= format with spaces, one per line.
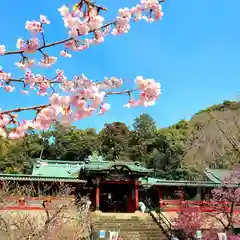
xmin=0 ymin=0 xmax=239 ymax=131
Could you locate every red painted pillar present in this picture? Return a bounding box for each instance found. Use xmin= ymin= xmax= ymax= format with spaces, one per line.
xmin=135 ymin=180 xmax=139 ymax=211
xmin=159 ymin=190 xmax=163 ymax=209
xmin=180 ymin=190 xmax=184 ymax=201
xmin=96 ymin=180 xmax=100 ymax=210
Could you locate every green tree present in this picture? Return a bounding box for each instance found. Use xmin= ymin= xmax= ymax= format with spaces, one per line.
xmin=0 ymin=132 xmax=43 ymax=173
xmin=45 ymin=122 xmax=99 ymax=161
xmin=128 ymin=114 xmax=157 ymax=163
xmin=98 ymin=122 xmax=130 ymax=161
xmin=133 ymin=113 xmax=156 ymax=139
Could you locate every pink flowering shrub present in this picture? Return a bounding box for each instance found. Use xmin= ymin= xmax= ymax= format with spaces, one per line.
xmin=0 ymin=0 xmax=165 ymax=139
xmin=172 ymin=167 xmax=240 ymax=239
xmin=173 ymin=209 xmax=204 ymax=238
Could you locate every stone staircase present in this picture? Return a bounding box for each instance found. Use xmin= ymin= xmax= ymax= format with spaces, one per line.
xmin=90 ymin=212 xmax=168 ymax=240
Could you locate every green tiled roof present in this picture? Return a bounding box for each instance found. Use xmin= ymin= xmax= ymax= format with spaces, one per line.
xmin=0 ymin=174 xmax=86 ymax=183
xmin=84 ymin=160 xmax=153 ymax=173
xmin=139 ymin=177 xmax=238 ymax=187
xmin=204 ymin=168 xmax=232 ymax=184
xmin=31 ymin=159 xmax=152 ymax=179
xmin=32 ymin=159 xmax=84 ymax=178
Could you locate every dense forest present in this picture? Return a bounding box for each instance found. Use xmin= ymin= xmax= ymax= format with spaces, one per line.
xmin=0 ymin=100 xmax=239 ymax=180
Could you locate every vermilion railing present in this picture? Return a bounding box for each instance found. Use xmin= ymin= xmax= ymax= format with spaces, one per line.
xmin=4 ymin=196 xmax=75 ymax=200
xmin=0 ymin=196 xmax=75 ymax=211
xmin=0 ymin=197 xmax=239 ymax=212
xmin=160 ymin=199 xmax=240 ymax=213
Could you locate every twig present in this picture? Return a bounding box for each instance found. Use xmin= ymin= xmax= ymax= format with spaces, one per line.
xmin=0 ymin=104 xmax=49 ymax=114
xmin=41 ymin=32 xmax=46 ymax=47
xmin=7 ymin=78 xmax=62 ymax=84
xmin=83 ymin=0 xmax=108 ymax=11
xmin=204 ymin=212 xmax=227 ymax=229
xmin=105 ymin=89 xmax=138 ymax=96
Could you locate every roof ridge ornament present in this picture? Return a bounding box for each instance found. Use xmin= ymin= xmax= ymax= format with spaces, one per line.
xmin=134 ymin=161 xmax=141 ymax=166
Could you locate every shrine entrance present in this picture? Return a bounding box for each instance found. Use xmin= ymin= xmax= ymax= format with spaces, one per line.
xmin=82 ymin=160 xmax=151 ymax=213
xmin=99 ymin=182 xmax=135 ymax=213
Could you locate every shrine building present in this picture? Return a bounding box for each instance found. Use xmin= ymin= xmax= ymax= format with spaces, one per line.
xmin=0 ymin=157 xmax=237 ymax=212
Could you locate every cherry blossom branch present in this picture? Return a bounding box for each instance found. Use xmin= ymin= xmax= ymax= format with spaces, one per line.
xmin=0 ymin=104 xmax=50 ymax=115
xmin=0 ymin=0 xmax=164 ymax=139
xmin=2 ymin=1 xmax=165 ymax=56
xmin=0 ymin=89 xmax=137 ymax=115
xmin=3 ymin=21 xmax=115 ymax=56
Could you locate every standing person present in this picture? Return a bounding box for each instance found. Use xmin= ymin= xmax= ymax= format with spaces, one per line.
xmin=86 ymin=193 xmax=91 ymax=211
xmin=139 ymin=201 xmax=146 ymax=213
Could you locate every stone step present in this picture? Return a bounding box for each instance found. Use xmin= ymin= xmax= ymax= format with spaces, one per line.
xmin=93 ymin=229 xmax=164 ymax=236
xmin=92 ymin=218 xmax=153 ymax=222
xmin=93 ymin=224 xmax=160 ymax=231
xmin=93 ymin=223 xmax=159 ymax=229
xmin=93 ymin=230 xmax=162 ymax=235
xmin=91 ymin=213 xmax=168 ymax=240
xmin=93 ymin=234 xmax=167 ymax=240
xmin=92 ymin=218 xmax=158 ymax=221
xmin=93 ymin=222 xmax=160 ymax=226
xmin=93 ymin=233 xmax=166 ymax=239
xmin=94 ymin=237 xmax=166 ymax=240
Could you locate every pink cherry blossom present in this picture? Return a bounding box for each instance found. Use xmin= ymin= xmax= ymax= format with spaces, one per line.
xmin=25 ymin=70 xmax=36 ymax=85
xmin=91 ymin=92 xmax=105 ymax=108
xmin=39 ymin=56 xmax=57 ymax=67
xmin=16 ymin=38 xmax=25 ymax=49
xmin=131 ymin=5 xmax=142 ymax=21
xmin=56 ymin=69 xmax=67 ymax=82
xmin=99 ymin=103 xmax=110 ymax=115
xmin=37 ymin=82 xmax=49 ymax=96
xmin=25 ymin=20 xmax=42 ymax=34
xmin=59 ymin=114 xmax=74 ymax=126
xmin=141 ymin=0 xmax=159 ymax=10
xmin=40 ymin=15 xmax=50 ymax=24
xmin=88 ymin=15 xmax=104 ymax=30
xmin=58 ymin=5 xmax=70 ymax=18
xmin=75 ymin=107 xmax=94 ymax=120
xmin=49 ymin=93 xmax=61 ymax=107
xmin=125 ymin=76 xmax=161 ymax=107
xmin=71 ymin=96 xmax=86 ymax=108
xmin=124 ymin=99 xmax=141 ymax=108
xmin=60 ymin=50 xmax=72 ymax=58
xmin=15 ymin=59 xmax=35 ymax=70
xmin=21 ymin=90 xmax=29 ymax=94
xmin=0 ymin=114 xmax=10 ymax=126
xmin=0 ymin=68 xmax=11 ymax=81
xmin=34 ymin=107 xmax=59 ymax=130
xmin=4 ymin=85 xmax=15 ymax=92
xmin=112 ymin=9 xmax=131 ymax=35
xmin=17 ymin=38 xmax=40 ymax=53
xmin=0 ymin=45 xmax=6 ymax=55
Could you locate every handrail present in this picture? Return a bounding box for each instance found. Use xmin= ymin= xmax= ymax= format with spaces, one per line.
xmin=158 ymin=211 xmax=173 ymax=229
xmin=143 ymin=198 xmax=174 ymax=239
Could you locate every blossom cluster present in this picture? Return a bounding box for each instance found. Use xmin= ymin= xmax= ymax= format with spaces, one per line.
xmin=0 ymin=74 xmax=161 ymax=139
xmin=0 ymin=0 xmax=164 ymax=139
xmin=0 ymin=0 xmax=164 ymax=61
